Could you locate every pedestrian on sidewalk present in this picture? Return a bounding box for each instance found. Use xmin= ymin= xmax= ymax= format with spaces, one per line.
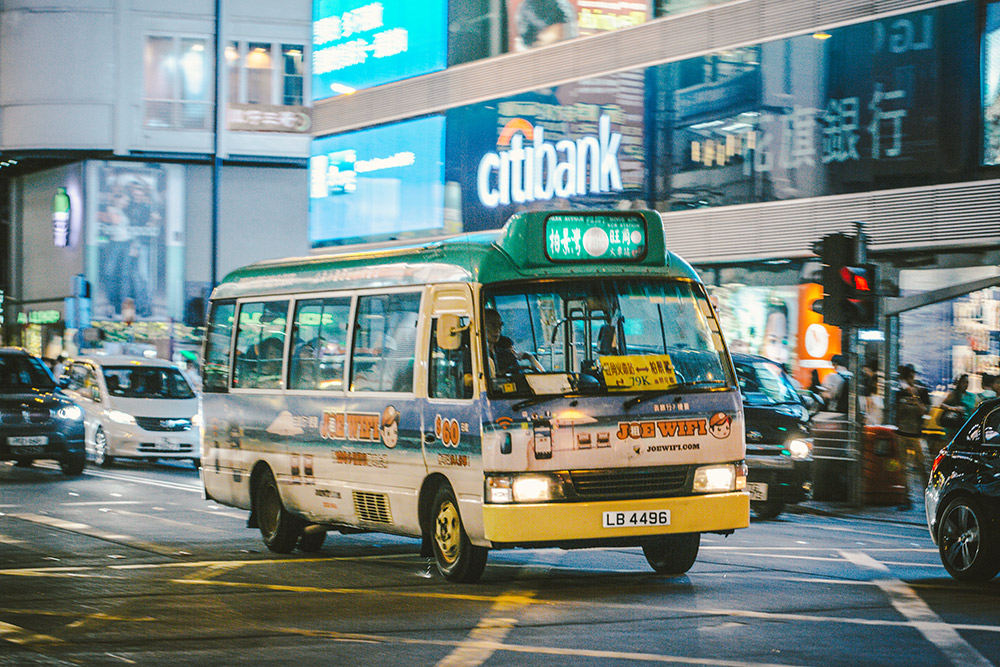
xmin=939 ymin=374 xmax=975 ymax=442
xmin=821 ymin=354 xmax=851 ymax=413
xmin=895 ymin=364 xmax=929 ymax=509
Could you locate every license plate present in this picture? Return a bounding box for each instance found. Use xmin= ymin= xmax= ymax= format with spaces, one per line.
xmin=602 ymin=509 xmax=671 ymax=528
xmin=10 ymin=435 xmax=48 ymax=448
xmin=747 ymin=482 xmax=768 ymax=501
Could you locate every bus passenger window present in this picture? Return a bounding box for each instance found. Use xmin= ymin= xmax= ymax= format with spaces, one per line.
xmin=350 ymin=292 xmax=421 ymax=393
xmin=203 ymin=301 xmax=235 ymax=392
xmin=289 ymin=297 xmax=350 ymax=391
xmin=233 ymin=300 xmax=289 ymax=389
xmin=429 ymin=317 xmax=472 ymax=400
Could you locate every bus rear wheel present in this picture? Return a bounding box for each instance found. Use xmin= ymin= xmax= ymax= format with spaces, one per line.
xmin=254 ymin=468 xmax=302 ymax=553
xmin=641 ymin=533 xmax=700 ymax=575
xmin=430 ymin=485 xmax=487 ymax=583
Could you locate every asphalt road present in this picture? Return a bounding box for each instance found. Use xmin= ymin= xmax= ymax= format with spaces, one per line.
xmin=1 ymin=460 xmax=997 ymax=667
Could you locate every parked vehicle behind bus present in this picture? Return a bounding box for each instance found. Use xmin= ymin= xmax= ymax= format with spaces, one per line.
xmin=200 ymin=210 xmax=749 ymax=582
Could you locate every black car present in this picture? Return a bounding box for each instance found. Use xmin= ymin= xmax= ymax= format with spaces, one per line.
xmin=925 ymin=396 xmax=1000 ymax=581
xmin=732 ymin=353 xmax=813 ymax=519
xmin=0 ymin=348 xmax=86 ymax=476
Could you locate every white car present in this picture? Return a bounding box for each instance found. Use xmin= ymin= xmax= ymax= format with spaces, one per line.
xmin=60 ymin=356 xmax=201 ymax=467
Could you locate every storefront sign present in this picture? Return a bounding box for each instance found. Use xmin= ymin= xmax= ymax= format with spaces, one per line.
xmin=477 ymin=113 xmax=623 ymax=207
xmin=227 ymin=104 xmax=311 ymax=133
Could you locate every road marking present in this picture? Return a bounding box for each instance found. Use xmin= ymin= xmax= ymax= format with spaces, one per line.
xmin=99 ymin=508 xmax=225 ymax=534
xmin=9 ymin=513 xmax=178 ymax=556
xmin=840 ymin=550 xmax=994 ymax=667
xmin=434 ymin=592 xmax=528 ymax=667
xmin=0 ymin=620 xmax=63 ymax=645
xmin=278 ymin=626 xmax=802 ymax=667
xmin=61 ymin=500 xmax=149 ymax=506
xmin=0 ymin=534 xmax=26 ymax=545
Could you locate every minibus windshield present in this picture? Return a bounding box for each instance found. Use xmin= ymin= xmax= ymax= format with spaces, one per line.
xmin=483 ymin=278 xmax=734 ymax=398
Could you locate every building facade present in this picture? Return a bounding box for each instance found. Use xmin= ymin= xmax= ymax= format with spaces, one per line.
xmin=0 ymin=0 xmax=312 ymax=358
xmin=311 ymin=0 xmax=1000 ymax=395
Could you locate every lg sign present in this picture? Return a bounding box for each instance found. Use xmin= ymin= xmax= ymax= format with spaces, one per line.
xmin=477 ymin=114 xmax=624 ymax=207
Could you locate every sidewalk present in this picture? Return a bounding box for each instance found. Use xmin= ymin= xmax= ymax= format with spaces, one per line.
xmin=788 ymin=485 xmax=927 ymax=527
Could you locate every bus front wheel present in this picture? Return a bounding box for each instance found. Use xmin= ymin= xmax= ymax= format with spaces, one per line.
xmin=430 ymin=485 xmax=487 ymax=583
xmin=255 ymin=468 xmax=302 ymax=553
xmin=641 ymin=533 xmax=700 ymax=575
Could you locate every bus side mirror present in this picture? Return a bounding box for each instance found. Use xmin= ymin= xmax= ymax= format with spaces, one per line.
xmin=436 ymin=315 xmax=466 ymax=351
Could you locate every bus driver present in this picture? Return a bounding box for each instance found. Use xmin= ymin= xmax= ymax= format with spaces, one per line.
xmin=484 ymin=308 xmax=542 ymax=376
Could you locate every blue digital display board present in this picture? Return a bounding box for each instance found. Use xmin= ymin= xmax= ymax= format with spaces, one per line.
xmin=309 ymin=115 xmax=445 ymax=246
xmin=312 ymin=0 xmax=447 ymax=101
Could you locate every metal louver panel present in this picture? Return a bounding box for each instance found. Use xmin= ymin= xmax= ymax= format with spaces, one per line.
xmin=353 ymin=491 xmax=393 ymax=524
xmin=313 ymin=0 xmax=951 ymax=137
xmin=661 ymin=180 xmax=1000 ymax=264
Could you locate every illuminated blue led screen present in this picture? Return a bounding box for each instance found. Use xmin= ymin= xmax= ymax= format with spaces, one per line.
xmin=309 ymin=115 xmax=445 ymax=246
xmin=312 ymin=0 xmax=447 ymax=101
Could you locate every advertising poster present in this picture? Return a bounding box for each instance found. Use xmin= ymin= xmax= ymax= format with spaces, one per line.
xmin=506 ymin=0 xmax=650 ymax=51
xmin=312 ymin=0 xmax=448 ymax=100
xmin=795 ymin=283 xmax=842 ymax=390
xmin=309 ymin=115 xmax=446 ymax=246
xmin=709 ymin=284 xmax=801 ymax=373
xmin=84 ymin=162 xmax=185 ymax=323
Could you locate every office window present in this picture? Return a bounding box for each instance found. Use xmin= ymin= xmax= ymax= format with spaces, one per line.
xmin=143 ymin=36 xmax=211 ymax=130
xmin=226 ymin=41 xmax=306 ymax=106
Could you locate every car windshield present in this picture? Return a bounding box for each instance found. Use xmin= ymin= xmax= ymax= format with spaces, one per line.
xmin=735 ymin=358 xmax=801 ymax=405
xmin=483 ymin=278 xmax=734 ymax=398
xmin=103 ymin=366 xmax=196 ymax=399
xmin=0 ymin=354 xmax=56 ymax=393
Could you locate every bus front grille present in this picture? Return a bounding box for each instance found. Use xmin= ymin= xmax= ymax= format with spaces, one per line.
xmin=353 ymin=491 xmax=392 ymax=524
xmin=568 ymin=466 xmax=691 ymax=500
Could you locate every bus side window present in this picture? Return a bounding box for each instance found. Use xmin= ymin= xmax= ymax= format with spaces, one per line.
xmin=429 ymin=317 xmax=472 ymax=400
xmin=233 ymin=300 xmax=288 ymax=389
xmin=203 ymin=301 xmax=236 ymax=392
xmin=351 ymin=292 xmax=421 ymax=393
xmin=289 ymin=296 xmax=351 ymax=391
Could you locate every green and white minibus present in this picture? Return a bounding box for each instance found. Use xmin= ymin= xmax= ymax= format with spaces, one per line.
xmin=200 ymin=210 xmax=749 ymax=582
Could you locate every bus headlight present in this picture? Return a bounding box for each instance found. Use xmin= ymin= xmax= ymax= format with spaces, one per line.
xmin=485 ymin=473 xmax=566 ymax=503
xmin=693 ymin=464 xmax=738 ymax=493
xmin=787 ymin=438 xmax=813 ymax=460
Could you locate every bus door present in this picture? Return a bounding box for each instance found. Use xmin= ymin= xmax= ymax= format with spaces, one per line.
xmin=423 ymin=286 xmax=482 ymax=502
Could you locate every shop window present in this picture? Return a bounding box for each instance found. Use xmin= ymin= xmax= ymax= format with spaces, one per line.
xmin=289 ymin=297 xmax=351 ymax=391
xmin=350 ymin=293 xmax=421 ymax=393
xmin=143 ymin=35 xmax=211 ymax=130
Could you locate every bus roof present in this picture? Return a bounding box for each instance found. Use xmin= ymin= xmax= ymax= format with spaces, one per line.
xmin=211 ymin=210 xmax=702 ymax=300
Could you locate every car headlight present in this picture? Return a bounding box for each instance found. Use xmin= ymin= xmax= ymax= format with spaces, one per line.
xmin=56 ymin=404 xmax=83 ymax=421
xmin=107 ymin=409 xmax=136 ymax=425
xmin=191 ymin=411 xmax=203 ymax=427
xmin=786 ymin=438 xmax=813 ymax=460
xmin=693 ymin=464 xmax=738 ymax=493
xmin=485 ymin=473 xmax=565 ymax=503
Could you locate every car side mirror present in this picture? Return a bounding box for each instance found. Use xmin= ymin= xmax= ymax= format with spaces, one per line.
xmin=436 ymin=314 xmax=467 ymax=351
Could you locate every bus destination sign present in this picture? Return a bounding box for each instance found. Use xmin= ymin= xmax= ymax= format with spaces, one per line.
xmin=544 ymin=214 xmax=646 ymax=262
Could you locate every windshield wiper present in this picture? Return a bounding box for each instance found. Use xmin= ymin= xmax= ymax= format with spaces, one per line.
xmin=623 ymin=380 xmax=726 ymax=411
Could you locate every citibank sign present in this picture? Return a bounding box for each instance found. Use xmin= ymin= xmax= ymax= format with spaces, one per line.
xmin=477 ymin=114 xmax=623 ymax=208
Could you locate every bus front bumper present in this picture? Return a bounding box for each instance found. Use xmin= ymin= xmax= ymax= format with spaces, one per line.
xmin=482 ymin=492 xmax=749 ymax=546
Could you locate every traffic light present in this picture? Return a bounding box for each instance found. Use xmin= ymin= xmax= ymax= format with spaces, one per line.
xmin=817 ymin=233 xmax=854 ymax=327
xmin=815 ymin=233 xmax=877 ymax=328
xmin=840 ymin=263 xmax=877 ymax=327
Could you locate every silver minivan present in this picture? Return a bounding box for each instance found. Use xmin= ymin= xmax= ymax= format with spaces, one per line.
xmin=60 ymin=355 xmax=201 ymax=467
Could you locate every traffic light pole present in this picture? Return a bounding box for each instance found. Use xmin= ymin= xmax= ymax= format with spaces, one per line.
xmin=849 ymin=223 xmax=867 ymax=509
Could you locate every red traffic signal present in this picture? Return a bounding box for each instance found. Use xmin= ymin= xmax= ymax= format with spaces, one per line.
xmin=839 ymin=264 xmax=877 ymax=327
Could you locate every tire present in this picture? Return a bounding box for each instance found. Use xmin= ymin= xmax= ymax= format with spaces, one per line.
xmin=254 ymin=468 xmax=302 ymax=553
xmin=60 ymin=452 xmax=85 ymax=477
xmin=752 ymin=500 xmax=785 ymax=520
xmin=430 ymin=485 xmax=487 ymax=583
xmin=297 ymin=529 xmax=327 ymax=553
xmin=93 ymin=427 xmax=114 ymax=468
xmin=937 ymin=496 xmax=1000 ymax=581
xmin=641 ymin=533 xmax=701 ymax=575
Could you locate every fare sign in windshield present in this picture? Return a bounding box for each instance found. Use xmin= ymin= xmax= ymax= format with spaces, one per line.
xmin=544 ymin=214 xmax=645 ymax=262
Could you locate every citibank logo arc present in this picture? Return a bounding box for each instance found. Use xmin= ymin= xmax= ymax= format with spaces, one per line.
xmin=476 ymin=114 xmax=624 ymax=208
